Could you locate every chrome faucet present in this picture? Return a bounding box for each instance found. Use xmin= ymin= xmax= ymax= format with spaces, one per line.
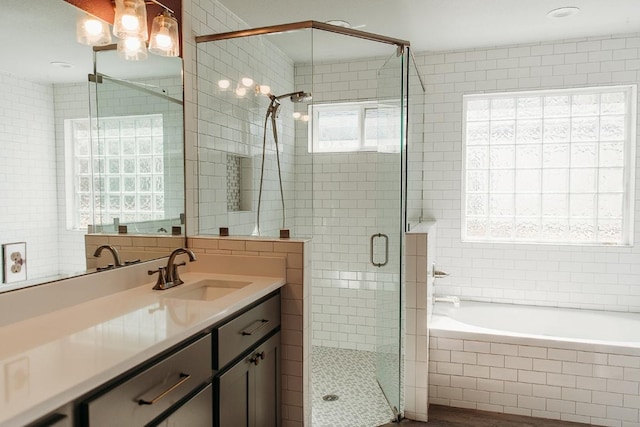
xmin=149 ymin=248 xmax=197 ymax=290
xmin=93 ymin=245 xmax=123 ymax=268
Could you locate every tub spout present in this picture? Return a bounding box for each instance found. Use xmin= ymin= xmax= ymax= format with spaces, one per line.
xmin=434 ymin=295 xmax=460 ymax=308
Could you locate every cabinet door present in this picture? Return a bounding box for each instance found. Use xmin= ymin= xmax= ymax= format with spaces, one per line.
xmin=216 ymin=332 xmax=280 ymax=427
xmin=251 ymin=333 xmax=280 ymax=427
xmin=163 ymin=384 xmax=213 ymax=427
xmin=217 ymin=356 xmax=250 ymax=427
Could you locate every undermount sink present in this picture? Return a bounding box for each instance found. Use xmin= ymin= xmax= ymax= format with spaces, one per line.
xmin=169 ymin=279 xmax=253 ymax=301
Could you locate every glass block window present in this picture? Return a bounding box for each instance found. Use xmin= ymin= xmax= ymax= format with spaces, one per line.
xmin=462 ymin=86 xmax=637 ymax=245
xmin=309 ymin=101 xmax=400 ymax=153
xmin=66 ymin=114 xmax=165 ymax=229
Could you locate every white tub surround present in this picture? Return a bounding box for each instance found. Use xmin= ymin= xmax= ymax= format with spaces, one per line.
xmin=0 ymin=254 xmax=285 ymax=427
xmin=430 ymin=301 xmax=640 ymax=426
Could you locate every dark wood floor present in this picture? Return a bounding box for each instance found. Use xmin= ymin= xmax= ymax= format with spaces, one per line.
xmin=380 ymin=405 xmax=590 ymax=427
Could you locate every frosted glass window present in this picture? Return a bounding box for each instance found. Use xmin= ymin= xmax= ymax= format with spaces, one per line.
xmin=309 ymin=101 xmax=400 ymax=153
xmin=66 ymin=114 xmax=165 ymax=230
xmin=462 ymin=86 xmax=636 ymax=245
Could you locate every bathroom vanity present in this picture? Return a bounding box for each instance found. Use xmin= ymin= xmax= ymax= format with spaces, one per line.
xmin=0 ymin=255 xmax=285 ymax=427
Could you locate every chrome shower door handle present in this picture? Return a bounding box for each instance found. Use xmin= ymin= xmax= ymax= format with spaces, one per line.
xmin=370 ymin=233 xmax=389 ymax=267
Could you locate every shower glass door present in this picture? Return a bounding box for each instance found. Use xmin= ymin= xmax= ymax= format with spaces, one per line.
xmin=374 ymin=48 xmax=405 ymax=417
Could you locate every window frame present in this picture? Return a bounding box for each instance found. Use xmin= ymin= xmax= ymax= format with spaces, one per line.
xmin=64 ymin=114 xmax=166 ymax=231
xmin=461 ymin=85 xmax=637 ymax=246
xmin=308 ymin=100 xmax=381 ymax=153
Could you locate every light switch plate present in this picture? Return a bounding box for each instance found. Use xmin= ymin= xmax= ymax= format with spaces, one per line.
xmin=3 ymin=242 xmax=27 ymax=283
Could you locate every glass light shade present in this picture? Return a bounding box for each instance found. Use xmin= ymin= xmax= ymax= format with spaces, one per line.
xmin=76 ymin=13 xmax=112 ymax=46
xmin=149 ymin=11 xmax=180 ymax=57
xmin=113 ymin=0 xmax=148 ymax=40
xmin=117 ymin=35 xmax=148 ymax=61
xmin=259 ymin=85 xmax=271 ymax=95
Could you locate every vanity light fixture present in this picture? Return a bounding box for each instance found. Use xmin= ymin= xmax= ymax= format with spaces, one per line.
xmin=218 ymin=79 xmax=231 ymax=89
xmin=76 ymin=13 xmax=112 ymax=46
xmin=148 ymin=9 xmax=180 ymax=57
xmin=76 ymin=0 xmax=180 ymax=60
xmin=113 ymin=0 xmax=148 ymax=40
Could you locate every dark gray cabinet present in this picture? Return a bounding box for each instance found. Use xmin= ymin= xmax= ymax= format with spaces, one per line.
xmin=217 ymin=332 xmax=280 ymax=427
xmin=214 ymin=293 xmax=281 ymax=427
xmin=81 ymin=334 xmax=212 ymax=427
xmin=160 ymin=384 xmax=213 ymax=427
xmin=26 ymin=291 xmax=282 ymax=427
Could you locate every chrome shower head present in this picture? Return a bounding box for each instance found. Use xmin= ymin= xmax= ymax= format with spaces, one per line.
xmin=269 ymin=91 xmax=312 ymax=103
xmin=289 ymin=92 xmax=312 ymax=103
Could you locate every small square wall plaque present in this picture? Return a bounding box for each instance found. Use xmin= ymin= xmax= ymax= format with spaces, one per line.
xmin=2 ymin=242 xmax=27 ymax=283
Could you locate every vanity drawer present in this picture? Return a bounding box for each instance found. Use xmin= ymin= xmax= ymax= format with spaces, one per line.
xmin=83 ymin=334 xmax=211 ymax=427
xmin=214 ymin=293 xmax=280 ymax=369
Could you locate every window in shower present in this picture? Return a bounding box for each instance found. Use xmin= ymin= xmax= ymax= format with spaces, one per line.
xmin=65 ymin=114 xmax=165 ymax=230
xmin=310 ymin=101 xmax=400 ymax=153
xmin=462 ymin=85 xmax=637 ymax=245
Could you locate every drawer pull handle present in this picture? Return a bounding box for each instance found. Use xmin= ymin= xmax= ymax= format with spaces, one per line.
xmin=250 ymin=351 xmax=266 ymax=365
xmin=137 ymin=373 xmax=191 ymax=405
xmin=241 ymin=319 xmax=270 ymax=336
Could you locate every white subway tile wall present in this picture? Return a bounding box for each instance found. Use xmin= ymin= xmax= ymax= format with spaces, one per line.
xmin=0 ymin=71 xmax=58 ymax=282
xmin=418 ymin=33 xmax=640 ymax=312
xmin=430 ymin=333 xmax=640 ymax=426
xmin=54 ymin=83 xmax=94 ymax=275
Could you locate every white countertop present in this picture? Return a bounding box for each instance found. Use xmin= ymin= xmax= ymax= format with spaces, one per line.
xmin=0 ymin=272 xmax=284 ymax=427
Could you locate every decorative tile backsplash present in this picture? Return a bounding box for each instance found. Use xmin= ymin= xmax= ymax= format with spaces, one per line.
xmin=226 ymin=154 xmax=241 ymax=212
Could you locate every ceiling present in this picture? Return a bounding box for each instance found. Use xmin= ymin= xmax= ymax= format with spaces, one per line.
xmin=217 ymin=0 xmax=640 ymax=60
xmin=4 ymin=0 xmax=639 ymax=83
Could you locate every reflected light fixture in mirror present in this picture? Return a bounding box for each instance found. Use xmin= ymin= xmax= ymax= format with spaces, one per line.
xmin=76 ymin=13 xmax=112 ymax=46
xmin=117 ymin=34 xmax=149 ymax=60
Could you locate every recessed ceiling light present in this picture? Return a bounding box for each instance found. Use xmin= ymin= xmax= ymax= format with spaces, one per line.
xmin=326 ymin=20 xmax=352 ymax=29
xmin=50 ymin=61 xmax=74 ymax=69
xmin=546 ymin=6 xmax=580 ymax=19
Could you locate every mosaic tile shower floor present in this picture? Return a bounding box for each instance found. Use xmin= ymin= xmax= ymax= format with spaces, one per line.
xmin=312 ymin=346 xmax=395 ymax=427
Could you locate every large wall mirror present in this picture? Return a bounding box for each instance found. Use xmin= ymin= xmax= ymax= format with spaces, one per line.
xmin=0 ymin=0 xmax=185 ymax=293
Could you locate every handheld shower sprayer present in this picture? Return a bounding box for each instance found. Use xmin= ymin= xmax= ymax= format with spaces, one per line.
xmin=256 ymin=90 xmax=312 ymax=236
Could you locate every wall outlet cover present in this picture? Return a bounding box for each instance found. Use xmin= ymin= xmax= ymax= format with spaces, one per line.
xmin=3 ymin=242 xmax=27 ymax=283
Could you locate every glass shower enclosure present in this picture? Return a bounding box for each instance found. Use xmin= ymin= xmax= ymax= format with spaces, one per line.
xmin=195 ymin=21 xmax=424 ymax=424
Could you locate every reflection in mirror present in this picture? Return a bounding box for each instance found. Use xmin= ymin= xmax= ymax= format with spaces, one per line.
xmin=0 ymin=0 xmax=185 ymax=293
xmin=87 ymin=49 xmax=184 ymax=234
